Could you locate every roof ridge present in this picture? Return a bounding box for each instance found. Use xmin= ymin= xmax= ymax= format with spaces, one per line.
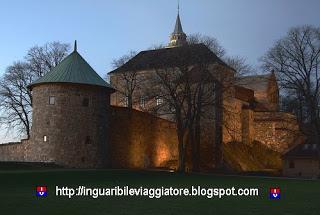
xmin=239 ymin=73 xmax=273 ymax=79
xmin=109 ymin=43 xmax=228 ymax=74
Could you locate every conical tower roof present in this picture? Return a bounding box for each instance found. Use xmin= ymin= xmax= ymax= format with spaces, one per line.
xmin=167 ymin=3 xmax=187 ymax=48
xmin=28 ymin=41 xmax=113 ymax=90
xmin=173 ymin=14 xmax=184 ymax=34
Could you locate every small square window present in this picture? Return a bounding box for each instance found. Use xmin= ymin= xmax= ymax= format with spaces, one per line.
xmin=156 ymin=97 xmax=163 ymax=106
xmin=140 ymin=96 xmax=146 ymax=108
xmin=49 ymin=96 xmax=55 ymax=105
xmin=123 ymin=96 xmax=129 ymax=107
xmin=43 ymin=135 xmax=48 ymax=142
xmin=82 ymin=98 xmax=89 ymax=107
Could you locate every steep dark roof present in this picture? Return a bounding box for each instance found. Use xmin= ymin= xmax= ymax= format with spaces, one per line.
xmin=28 ymin=49 xmax=113 ymax=90
xmin=283 ymin=137 xmax=320 ymax=159
xmin=236 ymin=73 xmax=274 ymax=92
xmin=173 ymin=14 xmax=184 ymax=34
xmin=109 ymin=44 xmax=230 ymax=74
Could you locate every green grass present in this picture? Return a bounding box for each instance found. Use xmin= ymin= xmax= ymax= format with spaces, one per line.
xmin=0 ymin=167 xmax=319 ymax=215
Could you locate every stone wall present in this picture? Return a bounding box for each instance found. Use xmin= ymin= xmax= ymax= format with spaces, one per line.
xmin=241 ymin=108 xmax=254 ymax=145
xmin=30 ymin=83 xmax=111 ymax=168
xmin=222 ymin=97 xmax=299 ymax=153
xmin=253 ymin=112 xmax=300 ymax=152
xmin=109 ymin=106 xmax=178 ymax=169
xmin=0 ymin=140 xmax=27 ymax=161
xmin=0 ymin=105 xmax=179 ymax=170
xmin=0 ymin=84 xmax=300 ymax=170
xmin=223 ymin=97 xmax=249 ymax=144
xmin=283 ymin=159 xmax=320 ymax=178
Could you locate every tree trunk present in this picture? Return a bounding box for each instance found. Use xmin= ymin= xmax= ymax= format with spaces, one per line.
xmin=128 ymin=95 xmax=133 ymax=109
xmin=177 ymin=131 xmax=185 ymax=172
xmin=193 ymin=118 xmax=201 ymax=172
xmin=214 ymin=81 xmax=223 ymax=168
xmin=176 ymin=116 xmax=186 ymax=173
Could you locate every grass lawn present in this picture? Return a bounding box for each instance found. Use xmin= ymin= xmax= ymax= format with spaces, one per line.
xmin=0 ymin=165 xmax=319 ymax=215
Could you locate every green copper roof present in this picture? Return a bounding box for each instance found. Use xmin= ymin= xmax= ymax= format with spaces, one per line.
xmin=29 ymin=45 xmax=113 ymax=90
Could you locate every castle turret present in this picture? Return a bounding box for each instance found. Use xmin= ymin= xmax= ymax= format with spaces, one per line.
xmin=167 ymin=4 xmax=187 ymax=48
xmin=28 ymin=41 xmax=114 ymax=168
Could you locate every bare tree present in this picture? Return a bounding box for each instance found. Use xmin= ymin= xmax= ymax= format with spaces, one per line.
xmin=110 ymin=51 xmax=139 ymax=109
xmin=0 ymin=62 xmax=33 ymax=138
xmin=26 ymin=42 xmax=70 ymax=77
xmin=145 ymin=47 xmax=228 ymax=172
xmin=225 ymin=55 xmax=255 ymax=77
xmin=261 ymin=25 xmax=320 ymax=138
xmin=151 ymin=66 xmax=189 ymax=172
xmin=0 ymin=42 xmax=70 ymax=139
xmin=187 ymin=33 xmax=226 ymax=58
xmin=188 ymin=33 xmax=254 ymax=76
xmin=110 ymin=35 xmax=251 ymax=171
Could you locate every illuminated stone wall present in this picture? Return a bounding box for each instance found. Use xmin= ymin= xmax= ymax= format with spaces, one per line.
xmin=109 ymin=106 xmax=178 ymax=170
xmin=253 ymin=112 xmax=300 ymax=152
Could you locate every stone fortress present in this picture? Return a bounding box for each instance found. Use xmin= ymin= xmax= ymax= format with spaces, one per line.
xmin=0 ymin=12 xmax=301 ymax=170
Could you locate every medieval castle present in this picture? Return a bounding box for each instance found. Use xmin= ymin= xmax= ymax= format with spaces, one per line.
xmin=0 ymin=11 xmax=301 ymax=170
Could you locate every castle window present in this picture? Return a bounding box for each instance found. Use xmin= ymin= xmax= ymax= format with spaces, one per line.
xmin=289 ymin=160 xmax=295 ymax=169
xmin=43 ymin=135 xmax=48 ymax=142
xmin=82 ymin=98 xmax=89 ymax=107
xmin=49 ymin=96 xmax=55 ymax=105
xmin=156 ymin=97 xmax=163 ymax=106
xmin=123 ymin=96 xmax=128 ymax=107
xmin=140 ymin=96 xmax=146 ymax=108
xmin=85 ymin=136 xmax=91 ymax=145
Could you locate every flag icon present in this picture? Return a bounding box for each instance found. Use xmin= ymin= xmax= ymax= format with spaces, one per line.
xmin=36 ymin=186 xmax=47 ymax=197
xmin=269 ymin=187 xmax=280 ymax=199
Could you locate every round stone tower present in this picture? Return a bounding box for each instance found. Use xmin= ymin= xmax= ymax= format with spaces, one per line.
xmin=28 ymin=41 xmax=114 ymax=168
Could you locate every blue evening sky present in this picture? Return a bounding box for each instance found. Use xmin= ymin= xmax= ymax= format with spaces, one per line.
xmin=0 ymin=0 xmax=319 ymax=142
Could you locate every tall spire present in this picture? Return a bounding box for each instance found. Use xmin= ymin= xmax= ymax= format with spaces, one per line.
xmin=173 ymin=13 xmax=184 ymax=34
xmin=167 ymin=1 xmax=187 ymax=48
xmin=74 ymin=40 xmax=77 ymax=52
